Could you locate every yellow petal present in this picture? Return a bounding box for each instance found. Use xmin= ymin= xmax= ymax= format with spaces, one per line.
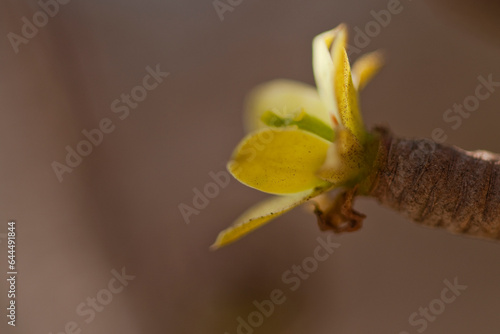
xmin=352 ymin=50 xmax=384 ymax=90
xmin=312 ymin=25 xmax=345 ymax=122
xmin=244 ymin=79 xmax=331 ymax=132
xmin=331 ymin=34 xmax=366 ymax=143
xmin=228 ymin=128 xmax=331 ymax=194
xmin=211 ymin=187 xmax=330 ymax=249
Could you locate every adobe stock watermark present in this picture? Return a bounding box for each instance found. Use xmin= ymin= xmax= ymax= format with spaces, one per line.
xmin=398 ymin=277 xmax=467 ymax=334
xmin=213 ymin=0 xmax=244 ymax=21
xmin=178 ymin=129 xmax=273 ymax=224
xmin=223 ymin=235 xmax=340 ymax=334
xmin=7 ymin=0 xmax=72 ymax=54
xmin=431 ymin=74 xmax=500 ymax=144
xmin=347 ymin=0 xmax=410 ymax=57
xmin=178 ymin=132 xmax=275 ymax=224
xmin=48 ymin=267 xmax=135 ymax=334
xmin=179 ymin=106 xmax=294 ymax=224
xmin=51 ymin=64 xmax=169 ymax=183
xmin=391 ymin=73 xmax=500 ymax=199
xmin=178 ymin=169 xmax=231 ymax=224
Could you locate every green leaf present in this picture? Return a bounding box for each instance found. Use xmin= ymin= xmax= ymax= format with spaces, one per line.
xmin=260 ymin=110 xmax=335 ymax=142
xmin=244 ymin=79 xmax=332 ymax=133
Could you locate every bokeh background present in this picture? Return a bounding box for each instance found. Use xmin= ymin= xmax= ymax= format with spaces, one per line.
xmin=1 ymin=0 xmax=500 ymax=333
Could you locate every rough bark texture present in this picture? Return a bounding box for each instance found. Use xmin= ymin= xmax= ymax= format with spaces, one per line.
xmin=368 ymin=128 xmax=500 ymax=240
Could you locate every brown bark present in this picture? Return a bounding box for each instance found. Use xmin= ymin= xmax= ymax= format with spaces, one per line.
xmin=367 ymin=127 xmax=500 ymax=240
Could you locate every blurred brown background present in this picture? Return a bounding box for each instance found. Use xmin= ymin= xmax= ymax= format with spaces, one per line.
xmin=1 ymin=0 xmax=500 ymax=333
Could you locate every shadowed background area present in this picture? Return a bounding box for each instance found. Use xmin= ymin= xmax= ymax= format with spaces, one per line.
xmin=0 ymin=0 xmax=500 ymax=333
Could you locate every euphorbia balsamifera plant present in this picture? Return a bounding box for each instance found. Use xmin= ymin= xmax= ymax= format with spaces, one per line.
xmin=212 ymin=24 xmax=500 ymax=249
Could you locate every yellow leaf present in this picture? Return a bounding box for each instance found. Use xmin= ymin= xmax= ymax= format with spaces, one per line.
xmin=352 ymin=50 xmax=384 ymax=90
xmin=244 ymin=79 xmax=331 ymax=132
xmin=228 ymin=128 xmax=332 ymax=194
xmin=312 ymin=25 xmax=346 ymax=122
xmin=211 ymin=187 xmax=330 ymax=249
xmin=330 ymin=33 xmax=366 ymax=143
